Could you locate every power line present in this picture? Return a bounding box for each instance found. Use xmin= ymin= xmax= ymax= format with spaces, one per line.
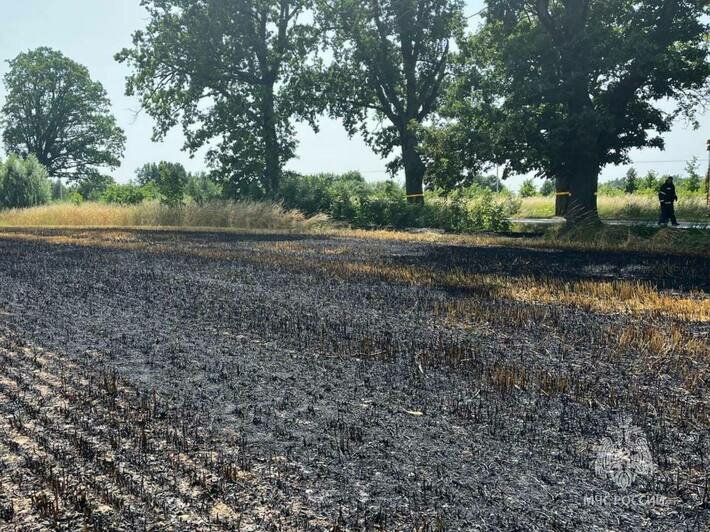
xmin=465 ymin=7 xmax=487 ymax=20
xmin=625 ymin=159 xmax=709 ymax=164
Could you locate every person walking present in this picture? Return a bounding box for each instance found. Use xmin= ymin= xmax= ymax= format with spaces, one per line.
xmin=658 ymin=175 xmax=679 ymax=226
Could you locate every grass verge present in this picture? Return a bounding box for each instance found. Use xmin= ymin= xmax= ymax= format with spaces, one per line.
xmin=517 ymin=194 xmax=709 ymax=221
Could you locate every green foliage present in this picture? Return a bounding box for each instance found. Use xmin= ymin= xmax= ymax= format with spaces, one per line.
xmin=462 ymin=190 xmax=514 ymax=232
xmin=623 ymin=168 xmax=639 ymax=194
xmin=539 ymin=179 xmax=555 ymax=196
xmin=277 ymin=172 xmax=514 ymax=232
xmin=684 ymin=157 xmax=702 ymax=193
xmin=0 ymin=154 xmax=51 ymax=209
xmin=325 ymin=174 xmax=370 ymax=222
xmin=519 ymin=179 xmax=537 ymax=198
xmin=319 ymin=0 xmax=465 ymax=195
xmin=641 ymin=170 xmax=659 ymax=192
xmin=101 ymin=182 xmax=153 ymax=205
xmin=135 ymin=163 xmax=160 ymax=187
xmin=1 ymin=47 xmax=125 ymax=181
xmin=278 ymin=171 xmax=366 ymax=216
xmin=431 ymin=0 xmax=709 ymax=219
xmin=453 ymin=174 xmax=507 ymax=194
xmin=117 ymin=0 xmax=322 ymax=197
xmin=135 ymin=162 xmax=188 ymax=206
xmin=597 ymin=182 xmax=625 ymax=197
xmin=77 ymin=173 xmax=115 ymax=201
xmin=156 ymin=163 xmax=188 ymax=206
xmin=353 ymin=181 xmax=418 ymax=228
xmin=66 ymin=191 xmax=84 ymax=205
xmin=185 ymin=172 xmax=223 ymax=204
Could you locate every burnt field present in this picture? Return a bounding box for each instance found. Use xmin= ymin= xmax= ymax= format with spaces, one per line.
xmin=0 ymin=227 xmax=707 ymax=531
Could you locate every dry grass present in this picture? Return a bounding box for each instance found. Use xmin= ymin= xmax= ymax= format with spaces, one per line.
xmin=510 ymin=278 xmax=709 ymax=321
xmin=619 ymin=327 xmax=708 ymax=392
xmin=0 ymin=201 xmax=328 ymax=231
xmin=517 ymin=194 xmax=710 ymax=221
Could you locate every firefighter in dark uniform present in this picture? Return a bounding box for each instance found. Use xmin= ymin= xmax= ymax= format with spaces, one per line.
xmin=658 ymin=175 xmax=679 ymax=226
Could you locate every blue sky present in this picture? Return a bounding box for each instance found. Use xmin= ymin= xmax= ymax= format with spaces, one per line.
xmin=0 ymin=0 xmax=707 ymax=190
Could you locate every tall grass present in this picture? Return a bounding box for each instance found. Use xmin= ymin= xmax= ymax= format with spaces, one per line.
xmin=0 ymin=201 xmax=328 ymax=231
xmin=517 ymin=194 xmax=709 ymax=220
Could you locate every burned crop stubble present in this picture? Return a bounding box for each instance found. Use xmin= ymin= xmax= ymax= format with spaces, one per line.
xmin=0 ymin=228 xmax=707 ymax=530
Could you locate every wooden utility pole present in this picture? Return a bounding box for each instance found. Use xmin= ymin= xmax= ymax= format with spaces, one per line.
xmin=706 ymin=139 xmax=710 ymax=207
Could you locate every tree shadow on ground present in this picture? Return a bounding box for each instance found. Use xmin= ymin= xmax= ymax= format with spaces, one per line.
xmin=384 ymin=243 xmax=710 ymax=292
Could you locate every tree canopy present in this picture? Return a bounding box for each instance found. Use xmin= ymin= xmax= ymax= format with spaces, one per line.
xmin=116 ymin=0 xmax=322 ymax=198
xmin=1 ymin=47 xmax=126 ymax=182
xmin=318 ymin=0 xmax=464 ymax=202
xmin=429 ymin=0 xmax=709 ymax=222
xmin=136 ymin=161 xmax=189 ymax=206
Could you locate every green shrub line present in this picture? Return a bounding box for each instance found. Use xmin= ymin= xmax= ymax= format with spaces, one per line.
xmin=277 ymin=172 xmax=519 ymax=232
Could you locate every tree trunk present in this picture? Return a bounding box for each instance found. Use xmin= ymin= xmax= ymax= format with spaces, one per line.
xmin=400 ymin=130 xmax=425 ymax=205
xmin=555 ymin=163 xmax=601 ymax=226
xmin=261 ymin=83 xmax=280 ymax=198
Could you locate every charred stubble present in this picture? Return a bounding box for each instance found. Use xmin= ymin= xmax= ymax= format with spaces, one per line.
xmin=0 ymin=228 xmax=707 ymax=530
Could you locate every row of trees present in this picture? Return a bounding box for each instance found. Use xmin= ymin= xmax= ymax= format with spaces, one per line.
xmin=519 ymin=158 xmax=708 ymax=197
xmin=51 ymin=162 xmax=224 ymax=206
xmin=115 ymin=0 xmax=708 ymax=224
xmin=0 ymin=1 xmax=707 ymax=225
xmin=0 ymin=151 xmax=223 ymax=209
xmin=612 ymin=163 xmax=706 ymax=195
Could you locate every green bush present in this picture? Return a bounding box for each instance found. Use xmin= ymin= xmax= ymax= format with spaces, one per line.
xmin=101 ymin=182 xmax=156 ymax=205
xmin=623 ymin=168 xmax=639 ymax=193
xmin=156 ymin=162 xmax=188 ymax=206
xmin=77 ymin=173 xmax=115 ymax=201
xmin=597 ymin=183 xmax=625 ymax=196
xmin=519 ymin=178 xmax=538 ymax=197
xmin=327 ymin=174 xmax=370 ymax=222
xmin=276 ymin=172 xmax=515 ymax=232
xmin=185 ymin=172 xmax=222 ymax=204
xmin=539 ymin=179 xmax=555 ymax=196
xmin=466 ymin=191 xmax=516 ymax=232
xmin=67 ymin=191 xmax=84 ymax=205
xmin=351 ymin=181 xmax=417 ymax=228
xmin=135 ymin=162 xmax=188 ymax=206
xmin=0 ymin=154 xmax=51 ymax=209
xmin=279 ymin=171 xmax=368 ymax=218
xmin=279 ymin=172 xmax=340 ymax=216
xmin=640 ymin=170 xmax=659 ymax=191
xmin=684 ymin=157 xmax=702 ymax=193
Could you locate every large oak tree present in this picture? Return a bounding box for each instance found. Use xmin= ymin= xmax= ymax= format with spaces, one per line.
xmin=1 ymin=48 xmax=126 ymax=182
xmin=116 ymin=0 xmax=321 ymax=198
xmin=431 ymin=0 xmax=709 ymax=223
xmin=318 ymin=0 xmax=464 ymax=202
